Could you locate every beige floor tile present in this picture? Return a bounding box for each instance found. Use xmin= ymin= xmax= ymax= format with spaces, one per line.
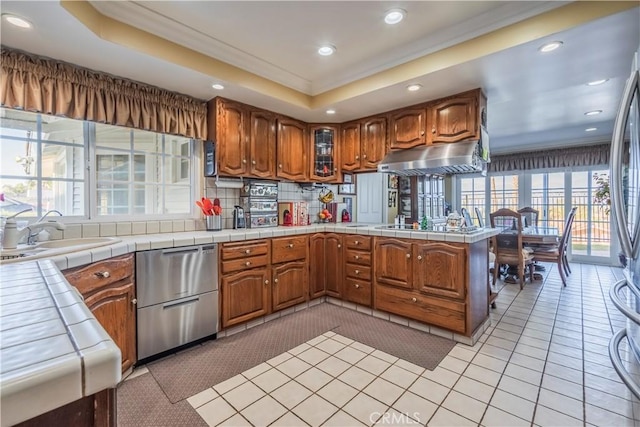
xmin=342 ymin=392 xmax=389 ymax=426
xmin=463 ymin=364 xmax=501 ymax=388
xmin=270 ymin=380 xmax=312 ymax=410
xmin=267 ymin=351 xmax=294 ymax=367
xmin=331 ymin=334 xmax=354 ymax=345
xmin=453 ymin=376 xmax=495 ymax=404
xmin=276 ymin=357 xmax=313 ymax=379
xmin=187 ymin=387 xmax=219 ymax=409
xmin=408 ymin=377 xmax=449 ymax=405
xmin=337 ymin=366 xmax=375 ymax=391
xmin=513 ymin=342 xmax=548 ymax=361
xmin=394 ymin=358 xmax=424 ymax=375
xmin=288 ymin=343 xmax=312 ymax=355
xmin=371 ymin=349 xmax=399 ymax=364
xmin=222 ymin=381 xmax=266 ymax=411
xmin=252 ymin=368 xmax=290 ymax=393
xmin=298 ymin=347 xmax=331 ymax=366
xmin=241 ymin=395 xmax=287 ymax=426
xmin=317 ymin=378 xmax=359 ymax=408
xmin=497 ymin=375 xmax=539 ymax=403
xmin=196 ymin=397 xmax=236 ymax=427
xmin=363 ymin=377 xmax=404 ymax=406
xmin=296 ymin=367 xmax=333 ymax=392
xmin=350 ymin=341 xmax=375 ymax=354
xmin=533 ymin=404 xmax=583 ymax=427
xmin=420 ymin=366 xmax=459 ymax=388
xmin=504 ymin=363 xmax=543 ymax=386
xmin=447 ymin=345 xmax=476 ymax=362
xmin=213 ymin=374 xmax=247 ymax=395
xmin=218 ymin=413 xmax=251 ymax=426
xmin=241 ymin=362 xmax=270 ymax=380
xmin=489 ymin=389 xmax=535 ymax=421
xmin=441 ymin=390 xmax=487 ymax=423
xmin=270 ymin=412 xmax=308 ymax=427
xmin=437 ymin=355 xmax=468 ymax=374
xmin=380 ymin=364 xmax=419 ymax=389
xmin=585 ymin=403 xmax=636 ymax=427
xmin=543 ymin=361 xmax=583 ymax=385
xmin=315 ymin=338 xmax=346 ymax=355
xmin=322 ymin=410 xmax=366 ymax=426
xmin=584 ymin=386 xmax=636 ymax=418
xmin=584 ymin=372 xmax=631 ymax=397
xmin=428 ymin=407 xmax=477 ymax=427
xmin=315 ymin=355 xmax=351 ymax=377
xmin=471 ymin=352 xmax=507 ymax=373
xmin=478 ymin=343 xmax=513 ymax=361
xmin=490 ymin=328 xmax=522 ymax=342
xmin=306 ymin=335 xmax=328 ymax=346
xmin=508 ymin=351 xmax=546 ymax=372
xmin=391 ymin=390 xmax=437 ymax=424
xmin=334 ymin=346 xmax=367 ymax=365
xmin=485 ymin=335 xmax=518 ymax=351
xmin=541 ymin=373 xmax=583 ymax=401
xmin=481 ymin=406 xmax=530 ymax=427
xmin=537 ymin=389 xmax=583 ymax=420
xmin=356 ymin=354 xmax=391 ymax=376
xmin=291 ymin=394 xmax=338 ymax=426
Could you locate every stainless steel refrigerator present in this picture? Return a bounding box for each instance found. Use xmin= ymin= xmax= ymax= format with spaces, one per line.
xmin=609 ymin=48 xmax=640 ymax=398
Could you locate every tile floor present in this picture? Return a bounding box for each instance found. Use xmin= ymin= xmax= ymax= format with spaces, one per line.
xmin=144 ymin=263 xmax=640 ymax=426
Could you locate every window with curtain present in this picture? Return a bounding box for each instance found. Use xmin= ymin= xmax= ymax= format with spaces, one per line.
xmin=0 ymin=107 xmax=195 ymax=218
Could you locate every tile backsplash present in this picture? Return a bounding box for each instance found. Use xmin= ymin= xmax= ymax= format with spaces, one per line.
xmin=44 ymin=179 xmax=357 ymax=241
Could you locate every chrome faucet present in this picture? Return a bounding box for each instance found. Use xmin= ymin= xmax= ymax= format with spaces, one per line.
xmin=23 ymin=210 xmax=66 ymax=245
xmin=36 ymin=210 xmax=63 ymax=223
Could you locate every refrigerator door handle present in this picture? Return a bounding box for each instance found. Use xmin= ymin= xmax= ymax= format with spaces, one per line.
xmin=610 ymin=69 xmax=639 ymax=259
xmin=610 ymin=279 xmax=640 ymax=325
xmin=609 ymin=329 xmax=640 ymax=399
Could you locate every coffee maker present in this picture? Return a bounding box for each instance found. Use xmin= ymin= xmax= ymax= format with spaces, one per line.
xmin=233 ymin=205 xmax=246 ymax=229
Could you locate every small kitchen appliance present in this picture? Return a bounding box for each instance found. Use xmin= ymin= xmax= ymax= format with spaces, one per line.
xmin=232 ymin=205 xmax=246 ymax=229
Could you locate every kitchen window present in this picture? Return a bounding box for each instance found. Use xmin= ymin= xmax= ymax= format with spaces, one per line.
xmin=0 ymin=107 xmax=196 ymax=219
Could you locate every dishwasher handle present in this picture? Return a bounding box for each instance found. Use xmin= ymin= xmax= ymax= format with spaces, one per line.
xmin=160 ymin=246 xmax=200 ymax=256
xmin=162 ymin=295 xmax=200 ymax=309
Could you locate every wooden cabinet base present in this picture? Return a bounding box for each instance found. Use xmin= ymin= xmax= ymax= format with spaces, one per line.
xmin=15 ymin=388 xmax=116 ymax=427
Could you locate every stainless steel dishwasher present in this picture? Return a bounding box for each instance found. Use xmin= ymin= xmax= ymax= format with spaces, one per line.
xmin=136 ymin=244 xmax=218 ymax=361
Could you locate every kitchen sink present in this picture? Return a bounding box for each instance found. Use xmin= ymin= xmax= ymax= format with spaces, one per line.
xmin=35 ymin=237 xmax=120 ymax=249
xmin=1 ymin=237 xmax=122 ymax=264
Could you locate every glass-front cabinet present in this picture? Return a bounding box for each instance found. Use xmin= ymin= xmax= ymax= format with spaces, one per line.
xmin=309 ymin=125 xmax=340 ymax=182
xmin=397 ymin=175 xmax=445 ymax=223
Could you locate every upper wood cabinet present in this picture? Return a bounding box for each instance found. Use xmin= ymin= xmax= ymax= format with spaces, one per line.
xmin=277 ymin=118 xmax=308 ymax=181
xmin=389 ymin=108 xmax=426 ymax=149
xmin=249 ymin=109 xmax=276 ymax=177
xmin=208 ymin=98 xmax=277 ymax=178
xmin=309 ymin=125 xmax=340 ymax=182
xmin=360 ymin=116 xmax=387 ymax=169
xmin=340 ymin=121 xmax=361 ymax=171
xmin=426 ymin=88 xmax=487 ymax=144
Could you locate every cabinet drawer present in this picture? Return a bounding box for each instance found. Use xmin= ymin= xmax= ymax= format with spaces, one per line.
xmin=345 ymin=263 xmax=371 ymax=280
xmin=64 ymin=253 xmax=134 ymax=295
xmin=344 ymin=235 xmax=371 ymax=250
xmin=221 ymin=240 xmax=269 ymax=260
xmin=375 ymin=284 xmax=466 ymax=334
xmin=345 ymin=249 xmax=371 ymax=266
xmin=222 ymin=254 xmax=269 ymax=274
xmin=271 ymin=236 xmax=309 ymax=264
xmin=343 ymin=278 xmax=371 ymax=307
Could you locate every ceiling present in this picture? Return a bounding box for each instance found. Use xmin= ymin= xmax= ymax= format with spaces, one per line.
xmin=0 ymin=1 xmax=638 ymax=155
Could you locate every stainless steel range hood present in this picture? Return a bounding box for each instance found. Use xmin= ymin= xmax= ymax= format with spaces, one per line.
xmin=377 ymin=139 xmax=487 ymax=176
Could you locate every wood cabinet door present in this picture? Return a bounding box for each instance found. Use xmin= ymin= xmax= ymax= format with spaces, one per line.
xmin=249 ymin=110 xmax=276 ymax=178
xmin=341 ymin=121 xmax=361 ymax=171
xmin=389 ymin=108 xmax=425 ymax=149
xmin=221 ymin=269 xmax=270 ymax=329
xmin=272 ymin=261 xmax=308 ymax=311
xmin=427 ymin=95 xmax=477 ymax=144
xmin=309 ymin=125 xmax=340 ymax=182
xmin=361 ymin=116 xmax=387 ymax=170
xmin=374 ymin=238 xmax=413 ymax=289
xmin=83 ymin=280 xmax=136 ymax=373
xmin=413 ymin=242 xmax=466 ymax=299
xmin=309 ymin=233 xmax=326 ymax=299
xmin=217 ymin=99 xmax=248 ymax=176
xmin=325 ymin=233 xmax=343 ymax=297
xmin=277 ymin=118 xmax=307 ymax=181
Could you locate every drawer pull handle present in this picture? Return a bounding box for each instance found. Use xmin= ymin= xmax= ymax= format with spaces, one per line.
xmin=355 ymin=255 xmax=359 ymax=260
xmin=252 ymin=160 xmax=256 ymax=165
xmin=279 ymin=164 xmax=283 ymax=169
xmin=412 ymin=297 xmax=417 ymax=302
xmin=132 ymin=298 xmax=137 ymax=305
xmin=355 ymin=284 xmax=360 ymax=288
xmin=246 ymin=261 xmax=251 ymax=266
xmin=264 ymin=280 xmax=269 ymax=285
xmin=288 ymin=243 xmax=294 ymax=248
xmin=355 ymin=155 xmax=359 ymax=160
xmin=355 ymin=270 xmax=360 ymax=275
xmin=95 ymin=271 xmax=110 ymax=278
xmin=338 ymin=244 xmax=341 ymax=248
xmin=417 ymin=255 xmax=422 ymax=260
xmin=355 ymin=240 xmax=359 ymax=245
xmin=274 ymin=278 xmax=279 ymax=284
xmin=245 ymin=249 xmax=251 ymax=254
xmin=363 ymin=154 xmax=367 ymax=159
xmin=406 ymin=254 xmax=411 ymax=258
xmin=242 ymin=159 xmax=247 ymax=164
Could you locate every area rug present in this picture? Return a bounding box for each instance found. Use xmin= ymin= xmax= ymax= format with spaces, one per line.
xmin=146 ymin=303 xmax=456 ymax=403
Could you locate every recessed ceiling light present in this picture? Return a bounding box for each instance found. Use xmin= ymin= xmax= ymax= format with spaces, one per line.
xmin=211 ymin=84 xmax=224 ymax=90
xmin=584 ymin=110 xmax=602 ymax=116
xmin=587 ymin=79 xmax=609 ymax=86
xmin=318 ymin=45 xmax=336 ymax=56
xmin=585 ymin=127 xmax=598 ymax=132
xmin=538 ymin=41 xmax=563 ymax=53
xmin=384 ymin=9 xmax=406 ymax=25
xmin=326 ymin=109 xmax=336 ymax=115
xmin=407 ymin=84 xmax=422 ymax=92
xmin=2 ymin=14 xmax=32 ymax=29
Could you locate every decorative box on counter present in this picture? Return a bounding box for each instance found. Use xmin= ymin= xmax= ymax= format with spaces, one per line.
xmin=240 ymin=180 xmax=279 ymax=228
xmin=278 ymin=202 xmax=309 ymax=226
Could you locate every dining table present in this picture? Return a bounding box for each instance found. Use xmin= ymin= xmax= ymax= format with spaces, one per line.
xmin=494 ymin=225 xmax=560 ymax=279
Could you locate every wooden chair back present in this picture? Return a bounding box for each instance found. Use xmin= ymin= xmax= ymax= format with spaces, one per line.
xmin=490 ymin=208 xmax=534 ymax=289
xmin=560 ymin=207 xmax=578 ymax=256
xmin=517 ymin=206 xmax=539 ymax=227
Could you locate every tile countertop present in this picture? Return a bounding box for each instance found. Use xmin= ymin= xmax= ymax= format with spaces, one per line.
xmin=0 ymin=260 xmax=121 ymax=427
xmin=0 ymin=225 xmax=499 ymax=424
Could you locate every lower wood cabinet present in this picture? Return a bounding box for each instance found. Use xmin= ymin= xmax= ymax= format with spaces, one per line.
xmin=343 ymin=234 xmax=372 ymax=307
xmin=272 ymin=261 xmax=308 ymax=311
xmin=309 ymin=233 xmax=343 ymax=299
xmin=63 ymin=253 xmax=136 ymax=373
xmin=221 ymin=268 xmax=270 ymax=329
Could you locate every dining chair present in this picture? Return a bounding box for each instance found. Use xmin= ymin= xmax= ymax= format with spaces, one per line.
xmin=490 ymin=208 xmax=535 ymax=290
xmin=475 ymin=207 xmax=484 ymax=228
xmin=517 ymin=206 xmax=539 ymax=227
xmin=529 ymin=207 xmax=577 ymax=287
